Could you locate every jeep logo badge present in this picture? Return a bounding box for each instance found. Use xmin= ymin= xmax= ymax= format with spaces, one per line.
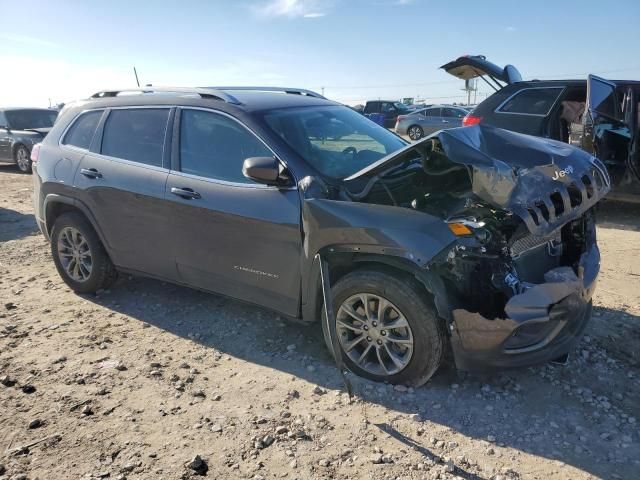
xmin=551 ymin=165 xmax=574 ymax=181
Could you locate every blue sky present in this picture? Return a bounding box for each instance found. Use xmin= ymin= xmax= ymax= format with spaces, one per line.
xmin=0 ymin=0 xmax=639 ymax=107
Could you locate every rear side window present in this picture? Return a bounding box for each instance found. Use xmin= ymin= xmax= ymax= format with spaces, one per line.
xmin=62 ymin=110 xmax=103 ymax=149
xmin=424 ymin=108 xmax=440 ymax=117
xmin=179 ymin=109 xmax=272 ymax=183
xmin=442 ymin=108 xmax=466 ymax=118
xmin=498 ymin=88 xmax=563 ymax=115
xmin=101 ymin=108 xmax=170 ymax=167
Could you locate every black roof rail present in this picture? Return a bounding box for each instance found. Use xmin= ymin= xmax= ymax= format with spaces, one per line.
xmin=90 ymin=87 xmax=242 ymax=104
xmin=208 ymin=86 xmax=326 ymax=99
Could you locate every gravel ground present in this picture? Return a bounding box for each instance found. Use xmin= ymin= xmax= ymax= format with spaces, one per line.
xmin=1 ymin=165 xmax=639 ymax=480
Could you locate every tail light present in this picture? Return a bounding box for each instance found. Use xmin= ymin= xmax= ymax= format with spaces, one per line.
xmin=30 ymin=143 xmax=41 ymax=164
xmin=462 ymin=114 xmax=482 ymax=126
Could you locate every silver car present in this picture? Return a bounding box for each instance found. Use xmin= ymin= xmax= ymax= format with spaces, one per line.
xmin=395 ymin=105 xmax=470 ymax=140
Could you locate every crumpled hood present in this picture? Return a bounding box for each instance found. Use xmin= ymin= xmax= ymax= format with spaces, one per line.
xmin=345 ymin=125 xmax=610 ymax=236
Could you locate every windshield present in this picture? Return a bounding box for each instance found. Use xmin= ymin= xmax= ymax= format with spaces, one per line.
xmin=394 ymin=102 xmax=410 ymax=112
xmin=5 ymin=109 xmax=57 ymax=129
xmin=263 ymin=105 xmax=406 ymax=179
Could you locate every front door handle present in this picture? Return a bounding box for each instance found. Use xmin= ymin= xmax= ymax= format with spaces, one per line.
xmin=170 ymin=187 xmax=201 ymax=200
xmin=80 ymin=168 xmax=102 ymax=179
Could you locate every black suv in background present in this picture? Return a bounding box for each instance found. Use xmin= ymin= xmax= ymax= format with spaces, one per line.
xmin=33 ymin=86 xmax=608 ymax=385
xmin=441 ymin=55 xmax=640 ymax=202
xmin=362 ymin=100 xmax=411 ymax=128
xmin=0 ymin=107 xmax=58 ymax=173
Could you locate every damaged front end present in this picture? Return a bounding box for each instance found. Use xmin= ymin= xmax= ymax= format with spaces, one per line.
xmin=340 ymin=125 xmax=610 ymax=370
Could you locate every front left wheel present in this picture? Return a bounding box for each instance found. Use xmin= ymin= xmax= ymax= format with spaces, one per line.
xmin=322 ymin=268 xmax=445 ymax=386
xmin=14 ymin=145 xmax=32 ymax=173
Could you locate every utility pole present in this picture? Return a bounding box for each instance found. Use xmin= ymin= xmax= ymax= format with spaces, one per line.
xmin=321 ymin=86 xmax=325 ymax=96
xmin=463 ymin=78 xmax=477 ymax=106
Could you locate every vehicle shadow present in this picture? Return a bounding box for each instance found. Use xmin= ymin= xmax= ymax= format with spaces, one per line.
xmin=598 ymin=200 xmax=640 ymax=231
xmin=83 ymin=276 xmax=639 ymax=480
xmin=0 ymin=207 xmax=38 ymax=242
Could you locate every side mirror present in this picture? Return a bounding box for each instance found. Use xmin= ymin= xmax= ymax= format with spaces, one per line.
xmin=242 ymin=156 xmax=284 ymax=186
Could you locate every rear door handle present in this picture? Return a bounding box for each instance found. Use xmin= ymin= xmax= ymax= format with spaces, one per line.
xmin=170 ymin=187 xmax=201 ymax=200
xmin=80 ymin=168 xmax=102 ymax=178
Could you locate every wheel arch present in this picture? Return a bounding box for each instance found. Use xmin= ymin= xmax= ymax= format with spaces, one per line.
xmin=301 ymin=249 xmax=452 ymax=327
xmin=44 ymin=194 xmax=111 ymax=252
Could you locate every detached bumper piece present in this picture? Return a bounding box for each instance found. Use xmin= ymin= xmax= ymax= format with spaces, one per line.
xmin=450 ymin=245 xmax=599 ymax=371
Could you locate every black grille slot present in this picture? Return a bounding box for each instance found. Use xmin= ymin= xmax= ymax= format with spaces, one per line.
xmin=550 ymin=191 xmax=565 ymax=216
xmin=567 ymin=182 xmax=583 ymax=207
xmin=534 ymin=201 xmax=550 ymax=221
xmin=581 ymin=175 xmax=594 ymax=199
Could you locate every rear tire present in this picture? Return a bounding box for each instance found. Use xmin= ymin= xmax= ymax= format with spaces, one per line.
xmin=407 ymin=125 xmax=424 ymax=141
xmin=322 ymin=268 xmax=445 ymax=386
xmin=50 ymin=212 xmax=117 ymax=293
xmin=14 ymin=145 xmax=32 ymax=173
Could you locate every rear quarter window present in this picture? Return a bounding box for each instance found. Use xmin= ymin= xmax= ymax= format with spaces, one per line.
xmin=62 ymin=110 xmax=104 ymax=150
xmin=497 ymin=87 xmax=563 ymax=115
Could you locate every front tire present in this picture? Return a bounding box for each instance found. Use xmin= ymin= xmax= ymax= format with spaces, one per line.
xmin=322 ymin=268 xmax=445 ymax=386
xmin=50 ymin=212 xmax=117 ymax=293
xmin=14 ymin=145 xmax=32 ymax=173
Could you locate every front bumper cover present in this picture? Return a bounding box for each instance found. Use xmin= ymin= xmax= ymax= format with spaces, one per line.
xmin=450 ymin=244 xmax=599 ymax=371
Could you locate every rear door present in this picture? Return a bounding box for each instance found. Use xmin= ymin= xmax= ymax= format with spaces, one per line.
xmin=73 ymin=107 xmax=176 ymax=279
xmin=164 ymin=108 xmax=302 ymax=316
xmin=419 ymin=107 xmax=443 ymax=135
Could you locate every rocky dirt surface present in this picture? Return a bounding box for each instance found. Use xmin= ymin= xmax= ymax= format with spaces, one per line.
xmin=1 ymin=165 xmax=639 ymax=480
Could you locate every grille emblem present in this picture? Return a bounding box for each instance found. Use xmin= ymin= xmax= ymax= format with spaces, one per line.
xmin=551 ymin=165 xmax=574 ymax=181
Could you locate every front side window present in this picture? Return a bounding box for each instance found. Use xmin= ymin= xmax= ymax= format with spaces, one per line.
xmin=5 ymin=109 xmax=57 ymax=130
xmin=62 ymin=110 xmax=103 ymax=150
xmin=263 ymin=105 xmax=406 ymax=179
xmin=498 ymin=88 xmax=563 ymax=115
xmin=381 ymin=102 xmax=395 ymax=113
xmin=180 ymin=109 xmax=272 ymax=183
xmin=101 ymin=108 xmax=170 ymax=167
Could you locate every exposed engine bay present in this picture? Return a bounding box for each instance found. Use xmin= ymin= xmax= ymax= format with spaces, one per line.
xmin=338 ymin=125 xmax=609 ymax=333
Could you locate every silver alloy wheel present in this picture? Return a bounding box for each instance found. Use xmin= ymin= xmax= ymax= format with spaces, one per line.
xmin=16 ymin=146 xmax=30 ymax=171
xmin=336 ymin=293 xmax=414 ymax=376
xmin=408 ymin=126 xmax=422 ymax=141
xmin=57 ymin=227 xmax=92 ymax=282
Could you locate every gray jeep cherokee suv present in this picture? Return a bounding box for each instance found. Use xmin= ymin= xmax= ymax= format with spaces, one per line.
xmin=33 ymin=86 xmax=609 ymax=385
